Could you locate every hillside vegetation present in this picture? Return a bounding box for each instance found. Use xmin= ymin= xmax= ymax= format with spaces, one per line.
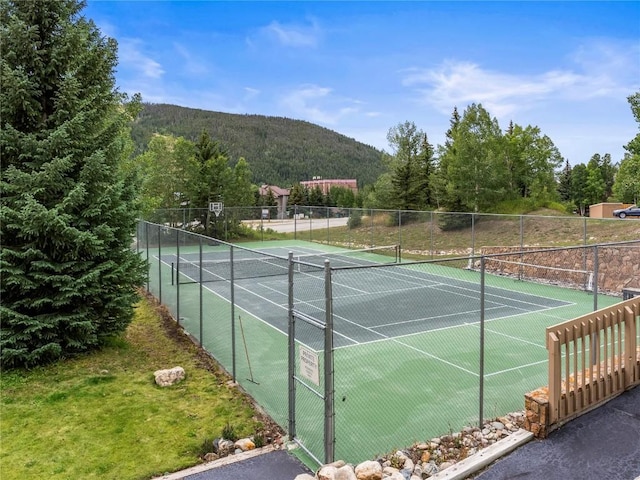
xmin=131 ymin=103 xmax=386 ymax=186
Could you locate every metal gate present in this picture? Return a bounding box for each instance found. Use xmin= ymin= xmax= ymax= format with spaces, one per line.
xmin=287 ymin=255 xmax=335 ymax=465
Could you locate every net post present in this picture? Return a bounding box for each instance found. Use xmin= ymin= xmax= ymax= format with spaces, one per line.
xmin=288 ymin=251 xmax=296 ymax=441
xmin=479 ymin=256 xmax=486 ymax=429
xmin=324 ymin=259 xmax=335 ymax=464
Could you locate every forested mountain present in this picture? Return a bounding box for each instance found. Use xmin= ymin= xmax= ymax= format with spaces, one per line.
xmin=131 ymin=103 xmax=385 ymax=186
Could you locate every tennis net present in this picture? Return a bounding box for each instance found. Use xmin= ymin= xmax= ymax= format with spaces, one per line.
xmin=173 ymin=244 xmax=400 ymax=284
xmin=483 ymin=256 xmax=594 ymax=290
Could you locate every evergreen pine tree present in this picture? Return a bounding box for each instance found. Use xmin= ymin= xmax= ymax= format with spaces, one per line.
xmin=0 ymin=0 xmax=146 ymax=367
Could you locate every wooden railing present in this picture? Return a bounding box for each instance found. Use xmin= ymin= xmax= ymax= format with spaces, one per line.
xmin=546 ymin=296 xmax=640 ymax=424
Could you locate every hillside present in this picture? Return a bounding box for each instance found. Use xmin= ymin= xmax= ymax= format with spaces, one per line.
xmin=131 ymin=103 xmax=386 ymax=187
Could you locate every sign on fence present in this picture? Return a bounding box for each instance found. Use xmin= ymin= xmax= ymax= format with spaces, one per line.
xmin=299 ymin=345 xmax=320 ymax=385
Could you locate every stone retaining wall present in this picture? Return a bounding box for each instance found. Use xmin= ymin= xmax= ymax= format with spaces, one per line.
xmin=480 ymin=245 xmax=639 ymax=294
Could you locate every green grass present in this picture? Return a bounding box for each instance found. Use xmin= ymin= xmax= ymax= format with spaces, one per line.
xmin=0 ymin=296 xmax=269 ymax=480
xmin=293 ymin=210 xmax=640 ymax=255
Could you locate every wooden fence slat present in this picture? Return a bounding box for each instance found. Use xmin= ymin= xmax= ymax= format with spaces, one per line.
xmin=545 ymin=297 xmax=640 ymax=427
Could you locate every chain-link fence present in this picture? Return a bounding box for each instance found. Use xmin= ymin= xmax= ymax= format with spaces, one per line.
xmin=135 ymin=219 xmax=639 ymax=466
xmin=146 ymin=206 xmax=640 ymax=255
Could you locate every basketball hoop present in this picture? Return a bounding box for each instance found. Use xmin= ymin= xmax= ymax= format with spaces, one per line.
xmin=209 ymin=201 xmax=224 ymax=217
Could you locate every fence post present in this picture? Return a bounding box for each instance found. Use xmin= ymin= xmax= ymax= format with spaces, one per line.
xmin=199 ymin=237 xmax=203 ymax=347
xmin=519 ymin=215 xmax=524 ymax=251
xmin=158 ymin=225 xmax=162 ymax=303
xmin=479 ymin=256 xmax=485 ymax=428
xmin=326 ymin=206 xmax=330 ymax=244
xmin=430 ymin=211 xmax=434 ymax=259
xmin=324 ymin=260 xmax=335 ymax=464
xmin=176 ymin=230 xmax=180 ymax=326
xmin=471 ymin=213 xmax=476 ymax=257
xmin=145 ymin=222 xmax=150 ymax=292
xmin=547 ymin=332 xmax=561 ymax=423
xmin=288 ymin=251 xmax=296 ymax=440
xmin=370 ymin=209 xmax=374 ymax=247
xmin=593 ymin=245 xmax=599 ymax=311
xmin=624 ymin=305 xmax=636 ymax=387
xmin=398 ymin=210 xmax=402 ymax=249
xmin=230 ymin=246 xmax=236 ymax=382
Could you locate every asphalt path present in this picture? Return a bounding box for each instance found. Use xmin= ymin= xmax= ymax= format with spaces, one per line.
xmin=475 ymin=385 xmax=640 ymax=480
xmin=157 ymin=386 xmax=639 ymax=480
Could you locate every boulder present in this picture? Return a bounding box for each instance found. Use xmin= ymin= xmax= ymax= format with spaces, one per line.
xmin=154 ymin=366 xmax=185 ymax=387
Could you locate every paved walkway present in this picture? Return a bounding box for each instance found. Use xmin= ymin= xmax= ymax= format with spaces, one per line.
xmin=475 ymin=385 xmax=640 ymax=480
xmin=157 ymin=386 xmax=639 ymax=480
xmin=153 ymin=446 xmax=313 ymax=480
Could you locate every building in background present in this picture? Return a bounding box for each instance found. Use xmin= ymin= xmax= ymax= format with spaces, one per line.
xmin=258 ymin=184 xmax=290 ymax=219
xmin=300 ymin=177 xmax=357 ymax=195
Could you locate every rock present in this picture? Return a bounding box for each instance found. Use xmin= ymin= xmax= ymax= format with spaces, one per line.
xmin=385 ymin=472 xmax=404 ymax=480
xmin=154 ymin=366 xmax=185 ymax=386
xmin=212 ymin=438 xmax=234 ymax=455
xmin=335 ymin=465 xmax=357 ymax=480
xmin=403 ymin=458 xmax=414 ymax=471
xmin=420 ymin=451 xmax=430 ymax=463
xmin=440 ymin=461 xmax=454 ymax=470
xmin=203 ymin=452 xmax=219 ymax=462
xmin=422 ymin=462 xmax=438 ymax=476
xmin=318 ymin=465 xmax=338 ymax=480
xmin=382 ymin=466 xmax=399 ymax=476
xmin=234 ymin=438 xmax=255 ymax=451
xmin=354 ymin=460 xmax=382 ymax=480
xmin=295 ymin=475 xmax=315 ymax=480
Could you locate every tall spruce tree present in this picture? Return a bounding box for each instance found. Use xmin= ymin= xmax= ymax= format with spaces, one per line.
xmin=0 ymin=0 xmax=146 ymax=367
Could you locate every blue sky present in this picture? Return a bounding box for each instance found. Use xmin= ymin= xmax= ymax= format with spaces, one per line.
xmin=85 ymin=1 xmax=640 ymax=165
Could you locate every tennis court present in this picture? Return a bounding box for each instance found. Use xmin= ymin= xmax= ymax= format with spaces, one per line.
xmin=161 ymin=246 xmax=572 ymax=349
xmin=145 ymin=236 xmax=623 ymax=463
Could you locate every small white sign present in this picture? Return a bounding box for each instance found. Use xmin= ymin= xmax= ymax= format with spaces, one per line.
xmin=299 ymin=345 xmax=320 ymax=386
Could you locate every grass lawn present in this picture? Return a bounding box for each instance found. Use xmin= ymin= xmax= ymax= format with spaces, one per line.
xmin=0 ymin=294 xmax=280 ymax=480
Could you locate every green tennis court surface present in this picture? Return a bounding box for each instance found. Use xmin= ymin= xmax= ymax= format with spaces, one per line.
xmin=160 ymin=245 xmax=572 ymax=348
xmin=149 ymin=240 xmax=620 ymax=463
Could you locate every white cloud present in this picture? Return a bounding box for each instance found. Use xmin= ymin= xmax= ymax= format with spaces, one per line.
xmin=118 ymin=38 xmax=164 ymax=79
xmin=281 ymin=85 xmax=359 ymax=124
xmin=258 ymin=19 xmax=322 ymax=48
xmin=402 ymin=38 xmax=639 ymax=119
xmin=173 ymin=43 xmax=208 ymax=76
xmin=243 ymin=87 xmax=260 ymax=101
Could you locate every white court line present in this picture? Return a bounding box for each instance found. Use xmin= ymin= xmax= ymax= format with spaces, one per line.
xmin=155 ymin=252 xmax=582 ymax=379
xmin=465 ymin=323 xmax=546 ymax=349
xmin=344 ymin=261 xmax=575 ymax=306
xmin=485 ymin=359 xmax=548 ymax=377
xmin=370 ymin=305 xmax=507 ymax=329
xmin=255 ymin=276 xmax=478 ymax=376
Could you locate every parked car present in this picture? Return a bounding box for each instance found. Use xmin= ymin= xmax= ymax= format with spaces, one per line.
xmin=613 ymin=205 xmax=640 ymax=218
